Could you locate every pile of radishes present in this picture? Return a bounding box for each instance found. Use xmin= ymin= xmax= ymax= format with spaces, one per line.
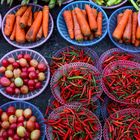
xmin=0 ymin=53 xmax=47 ymax=95
xmin=0 ymin=106 xmax=41 ymax=140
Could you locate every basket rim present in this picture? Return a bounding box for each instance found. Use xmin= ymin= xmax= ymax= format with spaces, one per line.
xmin=101 ymin=60 xmax=140 ymax=105
xmin=1 ymin=3 xmax=54 ymax=49
xmin=50 ymin=62 xmax=103 ymax=105
xmin=57 ymin=1 xmax=108 ymax=47
xmin=0 ymin=49 xmax=50 ymax=101
xmin=46 ymin=104 xmax=102 ymax=140
xmin=107 ymin=6 xmax=140 ymax=53
xmin=0 ymin=100 xmax=46 ymax=140
xmin=89 ymin=0 xmax=127 ymax=9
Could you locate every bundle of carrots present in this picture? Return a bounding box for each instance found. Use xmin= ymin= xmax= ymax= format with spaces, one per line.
xmin=113 ymin=9 xmax=140 ymax=47
xmin=63 ymin=4 xmax=103 ymax=41
xmin=4 ymin=5 xmax=49 ymax=43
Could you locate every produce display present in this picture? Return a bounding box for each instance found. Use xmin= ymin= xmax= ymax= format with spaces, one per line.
xmin=4 ymin=5 xmax=49 ymax=43
xmin=113 ymin=9 xmax=140 ymax=47
xmin=46 ymin=105 xmax=101 ymax=140
xmin=102 ymin=61 xmax=140 ymax=104
xmin=0 ymin=106 xmax=41 ymax=140
xmin=91 ymin=0 xmax=124 ymax=7
xmin=51 ymin=63 xmax=102 ymax=104
xmin=104 ymin=109 xmax=140 ymax=140
xmin=0 ymin=53 xmax=47 ymax=95
xmin=63 ymin=5 xmax=103 ymax=41
xmin=50 ymin=46 xmax=98 ymax=75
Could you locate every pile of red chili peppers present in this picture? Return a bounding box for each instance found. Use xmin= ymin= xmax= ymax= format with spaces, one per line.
xmin=103 ymin=66 xmax=140 ymax=104
xmin=102 ymin=52 xmax=137 ymax=70
xmin=54 ymin=67 xmax=101 ymax=104
xmin=46 ymin=107 xmax=100 ymax=140
xmin=104 ymin=109 xmax=140 ymax=140
xmin=50 ymin=46 xmax=95 ymax=74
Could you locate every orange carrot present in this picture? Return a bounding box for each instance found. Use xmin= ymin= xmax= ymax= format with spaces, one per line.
xmin=82 ymin=10 xmax=87 ymax=19
xmin=135 ymin=40 xmax=139 ymax=47
xmin=132 ymin=12 xmax=138 ymax=44
xmin=123 ymin=13 xmax=132 ymax=42
xmin=34 ymin=11 xmax=39 ymax=20
xmin=27 ymin=11 xmax=33 ymax=27
xmin=42 ymin=6 xmax=49 ymax=38
xmin=26 ymin=11 xmax=43 ymax=42
xmin=10 ymin=24 xmax=16 ymax=41
xmin=113 ymin=9 xmax=132 ymax=40
xmin=16 ymin=6 xmax=27 ymax=16
xmin=63 ymin=10 xmax=74 ymax=39
xmin=20 ymin=6 xmax=32 ymax=28
xmin=72 ymin=10 xmax=83 ymax=41
xmin=15 ymin=16 xmax=26 ymax=43
xmin=117 ymin=13 xmax=123 ymax=24
xmin=4 ymin=14 xmax=15 ymax=36
xmin=85 ymin=4 xmax=97 ymax=31
xmin=75 ymin=7 xmax=91 ymax=36
xmin=37 ymin=26 xmax=43 ymax=40
xmin=136 ymin=25 xmax=140 ymax=40
xmin=92 ymin=8 xmax=98 ymax=19
xmin=95 ymin=12 xmax=102 ymax=37
xmin=89 ymin=33 xmax=94 ymax=40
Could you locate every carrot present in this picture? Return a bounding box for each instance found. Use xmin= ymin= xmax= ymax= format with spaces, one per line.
xmin=136 ymin=25 xmax=140 ymax=40
xmin=134 ymin=40 xmax=140 ymax=47
xmin=10 ymin=24 xmax=16 ymax=41
xmin=42 ymin=6 xmax=49 ymax=38
xmin=85 ymin=4 xmax=97 ymax=31
xmin=63 ymin=10 xmax=74 ymax=39
xmin=92 ymin=8 xmax=98 ymax=19
xmin=16 ymin=6 xmax=27 ymax=16
xmin=123 ymin=13 xmax=132 ymax=42
xmin=82 ymin=10 xmax=87 ymax=19
xmin=75 ymin=7 xmax=91 ymax=36
xmin=72 ymin=10 xmax=83 ymax=41
xmin=117 ymin=13 xmax=123 ymax=24
xmin=15 ymin=16 xmax=26 ymax=43
xmin=37 ymin=26 xmax=43 ymax=40
xmin=95 ymin=12 xmax=102 ymax=37
xmin=20 ymin=6 xmax=32 ymax=28
xmin=27 ymin=11 xmax=33 ymax=27
xmin=34 ymin=11 xmax=39 ymax=20
xmin=26 ymin=11 xmax=43 ymax=42
xmin=132 ymin=12 xmax=138 ymax=44
xmin=113 ymin=9 xmax=132 ymax=40
xmin=89 ymin=33 xmax=94 ymax=40
xmin=4 ymin=14 xmax=15 ymax=36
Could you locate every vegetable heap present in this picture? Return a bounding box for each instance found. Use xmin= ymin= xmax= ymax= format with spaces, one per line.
xmin=63 ymin=4 xmax=103 ymax=41
xmin=53 ymin=65 xmax=101 ymax=104
xmin=104 ymin=109 xmax=140 ymax=140
xmin=92 ymin=0 xmax=123 ymax=6
xmin=50 ymin=46 xmax=96 ymax=75
xmin=4 ymin=5 xmax=49 ymax=43
xmin=46 ymin=107 xmax=101 ymax=140
xmin=103 ymin=64 xmax=140 ymax=104
xmin=113 ymin=9 xmax=140 ymax=47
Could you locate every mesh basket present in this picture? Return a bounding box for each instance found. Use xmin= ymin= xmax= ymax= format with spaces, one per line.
xmin=46 ymin=104 xmax=102 ymax=140
xmin=101 ymin=60 xmax=140 ymax=105
xmin=57 ymin=1 xmax=108 ymax=46
xmin=97 ymin=48 xmax=140 ymax=71
xmin=0 ymin=101 xmax=46 ymax=140
xmin=50 ymin=62 xmax=103 ymax=105
xmin=2 ymin=3 xmax=54 ymax=49
xmin=103 ymin=108 xmax=140 ymax=140
xmin=0 ymin=49 xmax=50 ymax=100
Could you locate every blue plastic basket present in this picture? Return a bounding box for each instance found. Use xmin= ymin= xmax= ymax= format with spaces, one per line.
xmin=57 ymin=1 xmax=108 ymax=46
xmin=108 ymin=6 xmax=140 ymax=53
xmin=0 ymin=101 xmax=46 ymax=140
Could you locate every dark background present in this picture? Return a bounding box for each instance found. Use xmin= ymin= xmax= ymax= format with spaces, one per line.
xmin=0 ymin=0 xmax=130 ymax=139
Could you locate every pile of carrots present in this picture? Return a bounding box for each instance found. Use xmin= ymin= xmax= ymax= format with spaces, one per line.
xmin=63 ymin=4 xmax=103 ymax=41
xmin=4 ymin=5 xmax=49 ymax=43
xmin=113 ymin=9 xmax=140 ymax=47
